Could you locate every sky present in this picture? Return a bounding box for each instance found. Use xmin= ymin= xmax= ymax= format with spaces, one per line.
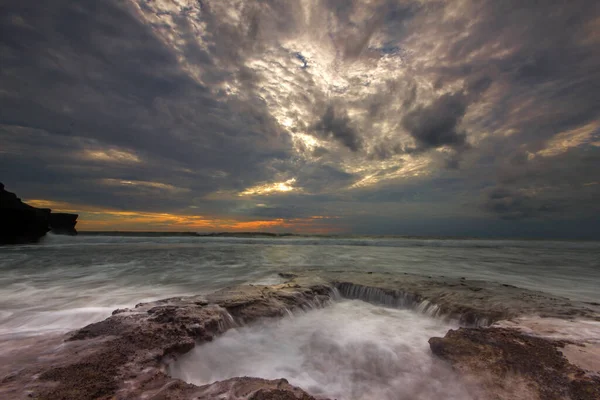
xmin=1 ymin=0 xmax=599 ymax=238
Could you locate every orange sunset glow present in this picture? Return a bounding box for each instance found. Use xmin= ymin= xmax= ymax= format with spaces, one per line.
xmin=25 ymin=199 xmax=341 ymax=234
xmin=2 ymin=2 xmax=600 ymax=400
xmin=2 ymin=0 xmax=599 ymax=238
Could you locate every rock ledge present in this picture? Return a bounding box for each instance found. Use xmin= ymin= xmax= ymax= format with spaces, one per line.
xmin=0 ymin=183 xmax=78 ymax=244
xmin=2 ymin=272 xmax=599 ymax=400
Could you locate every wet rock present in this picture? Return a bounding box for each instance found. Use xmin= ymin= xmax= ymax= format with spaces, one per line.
xmin=195 ymin=377 xmax=322 ymax=400
xmin=429 ymin=327 xmax=600 ymax=400
xmin=3 ymin=271 xmax=599 ymax=400
xmin=319 ymin=270 xmax=600 ymax=325
xmin=2 ymin=282 xmax=333 ymax=400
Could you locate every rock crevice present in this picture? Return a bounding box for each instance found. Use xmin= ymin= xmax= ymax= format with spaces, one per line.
xmin=2 ymin=272 xmax=599 ymax=400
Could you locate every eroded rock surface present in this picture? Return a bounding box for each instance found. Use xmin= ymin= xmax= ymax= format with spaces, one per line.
xmin=319 ymin=270 xmax=600 ymax=325
xmin=2 ymin=271 xmax=599 ymax=400
xmin=195 ymin=377 xmax=322 ymax=400
xmin=429 ymin=328 xmax=600 ymax=400
xmin=1 ymin=282 xmax=332 ymax=399
xmin=325 ymin=271 xmax=600 ymax=399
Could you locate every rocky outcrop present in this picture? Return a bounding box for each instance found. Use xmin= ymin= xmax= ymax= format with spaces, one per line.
xmin=194 ymin=377 xmax=321 ymax=400
xmin=0 ymin=183 xmax=78 ymax=244
xmin=48 ymin=213 xmax=78 ymax=235
xmin=321 ymin=271 xmax=600 ymax=399
xmin=429 ymin=328 xmax=600 ymax=400
xmin=0 ymin=183 xmax=51 ymax=244
xmin=0 ymin=281 xmax=333 ymax=399
xmin=320 ymin=270 xmax=600 ymax=325
xmin=1 ymin=272 xmax=599 ymax=400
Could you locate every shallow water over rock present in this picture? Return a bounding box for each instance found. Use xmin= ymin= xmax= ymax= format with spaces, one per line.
xmin=2 ymin=236 xmax=600 ymax=399
xmin=2 ymin=235 xmax=599 ymax=342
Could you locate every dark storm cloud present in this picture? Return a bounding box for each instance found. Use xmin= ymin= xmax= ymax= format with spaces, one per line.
xmin=402 ymin=92 xmax=468 ymax=152
xmin=394 ymin=0 xmax=600 ymax=229
xmin=427 ymin=0 xmax=600 ymax=146
xmin=237 ymin=204 xmax=313 ymax=220
xmin=0 ymin=126 xmax=213 ymax=212
xmin=368 ymin=142 xmax=404 ymax=161
xmin=471 ymin=135 xmax=600 ymax=221
xmin=0 ymin=0 xmax=292 ymax=211
xmin=483 ymin=187 xmax=561 ymax=220
xmin=313 ymin=105 xmax=362 ymax=152
xmin=1 ymin=0 xmax=599 ymax=237
xmin=295 ymin=164 xmax=357 ymax=193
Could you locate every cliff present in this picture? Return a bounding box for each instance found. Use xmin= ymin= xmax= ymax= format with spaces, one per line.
xmin=49 ymin=213 xmax=78 ymax=235
xmin=0 ymin=183 xmax=78 ymax=244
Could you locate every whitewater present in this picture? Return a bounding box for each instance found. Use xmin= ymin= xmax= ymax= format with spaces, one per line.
xmin=1 ymin=234 xmax=599 ymax=399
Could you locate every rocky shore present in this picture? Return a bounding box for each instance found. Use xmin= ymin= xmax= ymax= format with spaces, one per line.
xmin=429 ymin=327 xmax=600 ymax=400
xmin=0 ymin=183 xmax=78 ymax=244
xmin=1 ymin=272 xmax=599 ymax=399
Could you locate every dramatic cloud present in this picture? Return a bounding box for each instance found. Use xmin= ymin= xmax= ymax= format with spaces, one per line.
xmin=313 ymin=105 xmax=362 ymax=152
xmin=402 ymin=93 xmax=468 ymax=152
xmin=1 ymin=0 xmax=599 ymax=237
xmin=483 ymin=187 xmax=560 ymax=221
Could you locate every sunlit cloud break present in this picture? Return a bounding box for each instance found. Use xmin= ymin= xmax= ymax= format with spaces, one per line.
xmin=1 ymin=0 xmax=599 ymax=237
xmin=240 ymin=179 xmax=300 ymax=197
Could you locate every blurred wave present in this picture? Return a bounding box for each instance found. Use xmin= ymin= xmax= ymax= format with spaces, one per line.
xmin=1 ymin=234 xmax=599 ymax=341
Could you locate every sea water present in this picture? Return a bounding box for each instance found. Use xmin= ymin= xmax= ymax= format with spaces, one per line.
xmin=1 ymin=234 xmax=599 ymax=399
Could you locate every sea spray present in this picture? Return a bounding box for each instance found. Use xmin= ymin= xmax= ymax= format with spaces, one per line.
xmin=169 ymin=299 xmax=473 ymax=400
xmin=2 ymin=235 xmax=598 ymax=342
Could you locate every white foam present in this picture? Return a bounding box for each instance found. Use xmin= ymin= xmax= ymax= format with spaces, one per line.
xmin=0 ymin=307 xmax=122 ymax=338
xmin=170 ymin=299 xmax=473 ymax=400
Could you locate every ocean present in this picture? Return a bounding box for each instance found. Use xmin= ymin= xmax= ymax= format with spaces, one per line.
xmin=1 ymin=234 xmax=599 ymax=399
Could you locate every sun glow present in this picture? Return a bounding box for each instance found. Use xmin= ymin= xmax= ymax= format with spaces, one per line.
xmin=239 ymin=178 xmax=299 ymax=196
xmin=101 ymin=179 xmax=189 ymax=193
xmin=536 ymin=121 xmax=600 ymax=158
xmin=24 ymin=199 xmax=340 ymax=234
xmin=83 ymin=149 xmax=140 ymax=163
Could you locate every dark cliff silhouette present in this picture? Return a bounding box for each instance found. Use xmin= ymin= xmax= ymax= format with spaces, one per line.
xmin=0 ymin=183 xmax=78 ymax=244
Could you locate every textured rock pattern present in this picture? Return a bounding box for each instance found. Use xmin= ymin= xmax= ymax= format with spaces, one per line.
xmin=322 ymin=270 xmax=600 ymax=324
xmin=1 ymin=272 xmax=599 ymax=400
xmin=429 ymin=328 xmax=600 ymax=400
xmin=1 ymin=282 xmax=332 ymax=399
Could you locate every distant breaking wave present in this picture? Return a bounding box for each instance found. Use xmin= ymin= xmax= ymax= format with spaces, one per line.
xmin=35 ymin=231 xmax=600 ymax=251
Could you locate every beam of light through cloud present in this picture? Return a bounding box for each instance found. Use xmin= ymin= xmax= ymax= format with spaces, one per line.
xmin=82 ymin=149 xmax=141 ymax=164
xmin=1 ymin=0 xmax=599 ymax=237
xmin=239 ymin=179 xmax=299 ymax=196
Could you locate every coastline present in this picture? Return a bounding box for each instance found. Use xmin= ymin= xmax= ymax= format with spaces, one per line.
xmin=76 ymin=231 xmax=600 ymax=242
xmin=2 ymin=272 xmax=599 ymax=400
